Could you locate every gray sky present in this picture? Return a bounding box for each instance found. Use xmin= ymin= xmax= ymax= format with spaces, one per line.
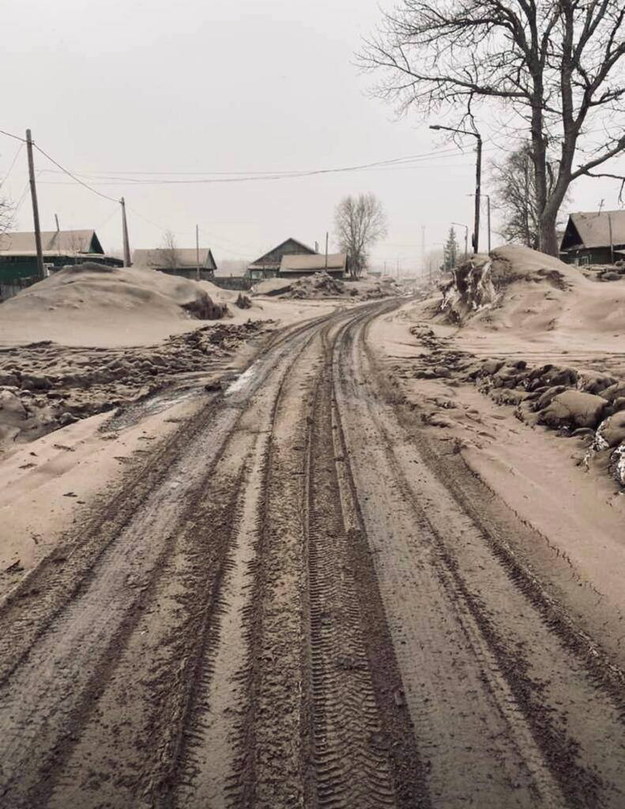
xmin=1 ymin=0 xmax=624 ymax=273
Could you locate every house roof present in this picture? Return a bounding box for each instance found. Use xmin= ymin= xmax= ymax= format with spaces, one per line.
xmin=249 ymin=237 xmax=317 ymax=268
xmin=0 ymin=229 xmax=103 ymax=255
xmin=280 ymin=253 xmax=347 ymax=273
xmin=561 ymin=211 xmax=625 ymax=250
xmin=133 ymin=248 xmax=217 ymax=270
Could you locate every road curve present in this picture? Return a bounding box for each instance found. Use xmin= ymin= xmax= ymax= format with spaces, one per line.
xmin=0 ymin=301 xmax=624 ymax=808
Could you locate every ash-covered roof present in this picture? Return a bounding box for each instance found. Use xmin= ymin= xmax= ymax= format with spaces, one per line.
xmin=561 ymin=211 xmax=625 ymax=250
xmin=133 ymin=248 xmax=217 ymax=270
xmin=0 ymin=229 xmax=103 ymax=255
xmin=248 ymin=237 xmax=317 ymax=269
xmin=280 ymin=253 xmax=347 ymax=273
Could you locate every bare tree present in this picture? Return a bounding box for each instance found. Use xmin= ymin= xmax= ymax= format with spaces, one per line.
xmin=335 ymin=193 xmax=388 ymax=278
xmin=0 ymin=200 xmax=13 ymax=237
xmin=492 ymin=142 xmax=569 ymax=248
xmin=361 ymin=1 xmax=625 ymax=256
xmin=160 ymin=230 xmax=181 ymax=271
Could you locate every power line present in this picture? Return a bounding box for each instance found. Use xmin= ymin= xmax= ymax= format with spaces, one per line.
xmin=1 ymin=142 xmax=24 ymax=188
xmin=33 ymin=143 xmax=119 ymax=203
xmin=0 ymin=128 xmax=26 ymax=144
xmin=35 ymin=147 xmax=473 ymax=186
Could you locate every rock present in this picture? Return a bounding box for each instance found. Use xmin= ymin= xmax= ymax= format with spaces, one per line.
xmin=58 ymin=412 xmax=79 ymax=427
xmin=582 ymin=374 xmax=618 ymax=395
xmin=535 ymin=385 xmax=568 ymax=410
xmin=21 ymin=374 xmax=51 ymax=391
xmin=432 ymin=365 xmax=452 ymax=378
xmin=610 ymin=444 xmax=625 ymax=486
xmin=479 ymin=359 xmax=505 ymax=377
xmin=235 ymin=293 xmax=252 ymax=309
xmin=600 ymin=382 xmax=625 ymax=402
xmin=539 ymin=390 xmax=610 ymax=430
xmin=548 ymin=367 xmax=579 ymax=388
xmin=611 ymin=397 xmax=625 ymax=413
xmin=0 ymin=389 xmax=27 ymax=415
xmin=595 ymin=412 xmax=625 ymax=448
xmin=0 ymin=372 xmax=19 ymax=387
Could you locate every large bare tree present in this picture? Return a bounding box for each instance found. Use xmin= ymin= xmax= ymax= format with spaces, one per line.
xmin=335 ymin=193 xmax=387 ymax=278
xmin=362 ymin=1 xmax=625 ymax=256
xmin=491 ymin=142 xmax=569 ymax=248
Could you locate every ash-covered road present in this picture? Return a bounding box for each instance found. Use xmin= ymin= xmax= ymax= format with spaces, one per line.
xmin=0 ymin=301 xmax=625 ymax=808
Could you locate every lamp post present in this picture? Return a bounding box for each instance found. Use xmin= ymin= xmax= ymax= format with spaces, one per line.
xmin=430 ymin=124 xmax=482 ymax=254
xmin=467 ymin=192 xmax=492 ymax=253
xmin=452 ymin=222 xmax=469 ymax=262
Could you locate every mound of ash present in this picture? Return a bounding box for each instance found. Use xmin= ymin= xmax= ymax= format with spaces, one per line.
xmin=440 ymin=245 xmax=576 ymax=324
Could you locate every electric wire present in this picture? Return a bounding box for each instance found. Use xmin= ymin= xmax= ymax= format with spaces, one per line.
xmin=0 ymin=143 xmax=24 ymax=188
xmin=33 ymin=144 xmax=119 ymax=203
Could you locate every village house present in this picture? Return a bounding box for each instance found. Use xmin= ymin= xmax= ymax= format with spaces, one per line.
xmin=0 ymin=229 xmax=122 ymax=300
xmin=279 ymin=252 xmax=347 ymax=278
xmin=133 ymin=247 xmax=217 ymax=280
xmin=560 ymin=210 xmax=625 ymax=265
xmin=247 ymin=237 xmax=316 ymax=280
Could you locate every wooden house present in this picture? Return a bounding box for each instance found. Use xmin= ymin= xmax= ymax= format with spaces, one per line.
xmin=247 ymin=238 xmax=316 ymax=280
xmin=560 ymin=211 xmax=625 ymax=265
xmin=133 ymin=248 xmax=217 ymax=280
xmin=0 ymin=229 xmax=122 ymax=300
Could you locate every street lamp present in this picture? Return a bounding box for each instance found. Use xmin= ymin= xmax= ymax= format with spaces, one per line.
xmin=452 ymin=222 xmax=469 ymax=262
xmin=467 ymin=192 xmax=492 ymax=253
xmin=430 ymin=124 xmax=483 ymax=254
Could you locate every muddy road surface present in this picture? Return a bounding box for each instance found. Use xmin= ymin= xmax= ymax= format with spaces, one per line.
xmin=1 ymin=301 xmax=625 ymax=808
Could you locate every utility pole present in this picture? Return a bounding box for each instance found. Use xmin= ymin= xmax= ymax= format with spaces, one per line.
xmin=487 ymin=195 xmax=492 ymax=253
xmin=54 ymin=214 xmax=60 ymax=232
xmin=196 ymin=224 xmax=201 ymax=281
xmin=120 ymin=197 xmax=131 ymax=267
xmin=26 ymin=129 xmax=44 ymax=280
xmin=324 ymin=231 xmax=328 ymax=270
xmin=473 ymin=133 xmax=482 ymax=254
xmin=430 ymin=123 xmax=482 ymax=253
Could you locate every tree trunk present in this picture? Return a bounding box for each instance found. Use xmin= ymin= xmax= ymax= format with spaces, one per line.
xmin=538 ymin=208 xmax=559 ymax=256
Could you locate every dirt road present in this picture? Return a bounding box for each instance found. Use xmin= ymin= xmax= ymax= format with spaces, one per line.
xmin=1 ymin=301 xmax=625 ymax=808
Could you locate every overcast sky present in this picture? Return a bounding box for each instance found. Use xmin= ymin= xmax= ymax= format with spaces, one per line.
xmin=1 ymin=0 xmax=624 ymax=274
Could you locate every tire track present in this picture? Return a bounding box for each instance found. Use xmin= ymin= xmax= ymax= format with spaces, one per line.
xmin=335 ymin=305 xmax=625 ymax=808
xmin=0 ymin=314 xmax=338 ymax=808
xmin=305 ymin=354 xmax=397 ymax=809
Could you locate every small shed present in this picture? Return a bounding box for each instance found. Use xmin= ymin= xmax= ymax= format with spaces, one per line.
xmin=133 ymin=248 xmax=217 ymax=280
xmin=0 ymin=229 xmax=122 ymax=300
xmin=560 ymin=211 xmax=625 ymax=265
xmin=247 ymin=238 xmax=317 ymax=280
xmin=279 ymin=253 xmax=347 ymax=278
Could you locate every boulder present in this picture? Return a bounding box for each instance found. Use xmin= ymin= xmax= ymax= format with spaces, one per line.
xmin=539 ymin=390 xmax=609 ymax=430
xmin=0 ymin=372 xmax=19 ymax=387
xmin=535 ymin=385 xmax=568 ymax=410
xmin=582 ymin=374 xmax=618 ymax=395
xmin=479 ymin=359 xmax=505 ymax=377
xmin=548 ymin=367 xmax=579 ymax=388
xmin=595 ymin=412 xmax=625 ymax=448
xmin=21 ymin=374 xmax=51 ymax=391
xmin=610 ymin=444 xmax=625 ymax=486
xmin=600 ymin=382 xmax=625 ymax=402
